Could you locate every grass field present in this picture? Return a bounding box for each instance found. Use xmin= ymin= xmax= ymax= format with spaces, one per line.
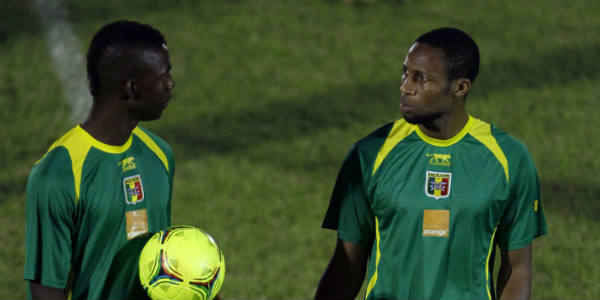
xmin=1 ymin=0 xmax=599 ymax=299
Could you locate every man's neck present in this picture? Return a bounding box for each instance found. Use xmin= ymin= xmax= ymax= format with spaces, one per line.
xmin=418 ymin=111 xmax=469 ymax=140
xmin=81 ymin=100 xmax=138 ymax=146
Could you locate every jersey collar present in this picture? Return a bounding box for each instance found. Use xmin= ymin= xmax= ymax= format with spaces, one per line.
xmin=75 ymin=125 xmax=133 ymax=153
xmin=414 ymin=116 xmax=473 ymax=147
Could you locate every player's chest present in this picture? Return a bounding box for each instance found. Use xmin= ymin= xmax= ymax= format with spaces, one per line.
xmin=369 ymin=147 xmax=508 ymax=218
xmin=78 ymin=152 xmax=170 ymax=228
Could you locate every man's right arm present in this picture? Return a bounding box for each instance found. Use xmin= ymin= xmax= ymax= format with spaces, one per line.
xmin=29 ymin=281 xmax=66 ymax=300
xmin=24 ymin=148 xmax=75 ymax=299
xmin=314 ymin=238 xmax=369 ymax=300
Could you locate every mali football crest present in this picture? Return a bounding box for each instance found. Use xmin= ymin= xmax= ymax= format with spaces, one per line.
xmin=123 ymin=175 xmax=145 ymax=204
xmin=425 ymin=171 xmax=452 ymax=200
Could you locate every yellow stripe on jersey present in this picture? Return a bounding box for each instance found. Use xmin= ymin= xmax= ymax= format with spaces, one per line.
xmin=373 ymin=120 xmax=415 ymax=175
xmin=469 ymin=118 xmax=510 ymax=182
xmin=35 ymin=125 xmax=136 ymax=203
xmin=485 ymin=226 xmax=498 ymax=300
xmin=133 ymin=127 xmax=169 ymax=172
xmin=365 ymin=216 xmax=381 ymax=299
xmin=36 ymin=126 xmax=93 ymax=204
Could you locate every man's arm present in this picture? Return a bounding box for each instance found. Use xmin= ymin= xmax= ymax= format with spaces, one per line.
xmin=496 ymin=244 xmax=532 ymax=300
xmin=29 ymin=281 xmax=66 ymax=300
xmin=314 ymin=238 xmax=369 ymax=300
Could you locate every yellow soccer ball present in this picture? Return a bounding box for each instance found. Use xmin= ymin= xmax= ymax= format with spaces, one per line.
xmin=139 ymin=225 xmax=225 ymax=300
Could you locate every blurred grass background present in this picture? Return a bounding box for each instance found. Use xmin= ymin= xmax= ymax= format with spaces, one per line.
xmin=1 ymin=0 xmax=599 ymax=298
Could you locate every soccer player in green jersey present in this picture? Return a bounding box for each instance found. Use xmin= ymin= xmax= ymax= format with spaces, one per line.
xmin=315 ymin=28 xmax=547 ymax=300
xmin=24 ymin=20 xmax=176 ymax=299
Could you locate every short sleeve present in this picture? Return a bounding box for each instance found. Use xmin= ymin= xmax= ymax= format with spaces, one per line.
xmin=497 ymin=147 xmax=548 ymax=251
xmin=24 ymin=147 xmax=76 ymax=289
xmin=322 ymin=146 xmax=375 ymax=248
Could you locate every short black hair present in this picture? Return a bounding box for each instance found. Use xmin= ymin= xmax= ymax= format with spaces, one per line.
xmin=416 ymin=27 xmax=479 ymax=83
xmin=86 ymin=20 xmax=167 ymax=96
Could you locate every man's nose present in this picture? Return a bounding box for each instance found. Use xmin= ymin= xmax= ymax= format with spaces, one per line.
xmin=400 ymin=77 xmax=415 ymax=95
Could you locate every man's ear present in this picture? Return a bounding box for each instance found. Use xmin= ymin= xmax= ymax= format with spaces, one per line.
xmin=124 ymin=79 xmax=136 ymax=100
xmin=453 ymin=78 xmax=471 ymax=98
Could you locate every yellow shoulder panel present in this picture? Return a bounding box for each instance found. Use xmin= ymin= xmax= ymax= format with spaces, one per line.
xmin=36 ymin=126 xmax=93 ymax=203
xmin=469 ymin=118 xmax=509 ymax=182
xmin=372 ymin=119 xmax=416 ymax=175
xmin=133 ymin=127 xmax=169 ymax=172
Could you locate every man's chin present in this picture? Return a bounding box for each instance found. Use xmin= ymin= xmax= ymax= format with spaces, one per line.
xmin=138 ymin=112 xmax=162 ymax=122
xmin=402 ymin=112 xmax=441 ymax=125
xmin=401 ymin=113 xmax=419 ymax=124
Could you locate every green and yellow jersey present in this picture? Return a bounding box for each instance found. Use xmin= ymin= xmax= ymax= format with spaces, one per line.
xmin=322 ymin=116 xmax=547 ymax=300
xmin=24 ymin=125 xmax=175 ymax=300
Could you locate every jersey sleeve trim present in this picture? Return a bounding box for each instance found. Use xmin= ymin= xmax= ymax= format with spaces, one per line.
xmin=468 ymin=118 xmax=510 ymax=182
xmin=373 ymin=119 xmax=416 ymax=175
xmin=500 ymin=229 xmax=548 ymax=251
xmin=133 ymin=127 xmax=170 ymax=172
xmin=24 ymin=273 xmax=68 ymax=290
xmin=337 ymin=230 xmax=364 ymax=246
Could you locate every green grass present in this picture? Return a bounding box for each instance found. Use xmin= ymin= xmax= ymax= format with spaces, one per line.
xmin=1 ymin=0 xmax=599 ymax=298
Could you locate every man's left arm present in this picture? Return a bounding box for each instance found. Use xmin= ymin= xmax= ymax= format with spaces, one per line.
xmin=496 ymin=141 xmax=548 ymax=299
xmin=497 ymin=244 xmax=532 ymax=300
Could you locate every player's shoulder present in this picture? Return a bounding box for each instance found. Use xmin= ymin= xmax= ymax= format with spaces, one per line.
xmin=471 ymin=118 xmax=534 ymax=167
xmin=489 ymin=124 xmax=532 ymax=158
xmin=351 ymin=121 xmax=396 ymax=157
xmin=31 ymin=146 xmax=73 ymax=179
xmin=29 ymin=129 xmax=79 ymax=190
xmin=133 ymin=125 xmax=174 ymax=158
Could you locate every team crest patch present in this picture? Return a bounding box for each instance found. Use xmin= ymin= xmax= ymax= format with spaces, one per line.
xmin=425 ymin=171 xmax=452 ymax=200
xmin=123 ymin=175 xmax=145 ymax=204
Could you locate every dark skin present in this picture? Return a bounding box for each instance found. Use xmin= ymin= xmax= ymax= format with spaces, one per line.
xmin=315 ymin=42 xmax=533 ymax=299
xmin=28 ymin=46 xmax=175 ymax=299
xmin=82 ymin=47 xmax=175 ymax=145
xmin=399 ymin=42 xmax=470 ymax=139
xmin=314 ymin=239 xmax=368 ymax=299
xmin=497 ymin=245 xmax=532 ymax=299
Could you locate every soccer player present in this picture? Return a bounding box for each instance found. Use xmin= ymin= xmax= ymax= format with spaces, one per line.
xmin=315 ymin=27 xmax=547 ymax=300
xmin=24 ymin=20 xmax=175 ymax=299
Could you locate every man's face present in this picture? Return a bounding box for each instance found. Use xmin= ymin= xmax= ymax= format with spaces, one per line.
xmin=399 ymin=42 xmax=453 ymax=124
xmin=131 ymin=47 xmax=175 ymax=121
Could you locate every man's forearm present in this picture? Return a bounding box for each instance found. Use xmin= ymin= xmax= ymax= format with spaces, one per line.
xmin=315 ymin=239 xmax=368 ymax=300
xmin=314 ymin=260 xmax=364 ymax=299
xmin=29 ymin=281 xmax=67 ymax=300
xmin=498 ymin=268 xmax=531 ymax=299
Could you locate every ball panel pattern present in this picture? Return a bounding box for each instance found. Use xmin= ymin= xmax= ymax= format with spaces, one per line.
xmin=138 ymin=226 xmax=225 ymax=300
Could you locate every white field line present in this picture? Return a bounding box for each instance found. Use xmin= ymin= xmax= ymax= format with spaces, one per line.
xmin=32 ymin=0 xmax=91 ymax=123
